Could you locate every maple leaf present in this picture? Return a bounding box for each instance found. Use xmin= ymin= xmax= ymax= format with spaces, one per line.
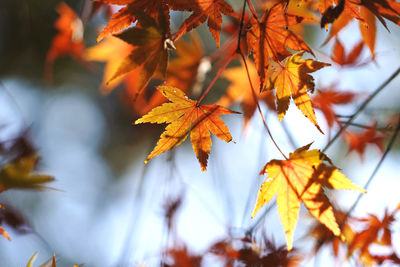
xmin=217 ymin=61 xmax=275 ymax=127
xmin=94 ymin=0 xmax=169 ymax=42
xmin=343 ymin=124 xmax=384 ymax=159
xmin=122 ymin=34 xmax=204 ymax=116
xmin=108 ymin=8 xmax=174 ymax=99
xmin=135 ymin=86 xmax=238 ymax=171
xmin=312 ymin=87 xmax=356 ymax=128
xmin=165 ymin=33 xmax=205 ymax=93
xmin=322 ymin=0 xmax=400 ymax=57
xmin=265 ymin=51 xmax=330 ymax=132
xmin=246 ymin=2 xmax=313 ymax=89
xmin=85 ymin=36 xmax=133 ymax=94
xmin=170 ymin=0 xmax=235 ymax=47
xmin=310 ymin=210 xmax=355 ymax=257
xmin=45 ymin=2 xmax=86 ymax=81
xmin=252 ymin=143 xmax=365 ymax=250
xmin=331 ymin=39 xmax=366 ymax=67
xmin=348 ymin=205 xmax=400 ymax=266
xmin=0 ymin=156 xmax=54 ymax=193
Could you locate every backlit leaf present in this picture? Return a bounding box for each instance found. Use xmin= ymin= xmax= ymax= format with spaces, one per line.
xmin=265 ymin=51 xmax=330 ymax=132
xmin=252 ymin=143 xmax=364 ymax=250
xmin=135 ymin=86 xmax=238 ymax=171
xmin=246 ymin=2 xmax=313 ymax=89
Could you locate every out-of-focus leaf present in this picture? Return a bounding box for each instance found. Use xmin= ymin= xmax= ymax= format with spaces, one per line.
xmin=0 ymin=155 xmax=54 ymax=192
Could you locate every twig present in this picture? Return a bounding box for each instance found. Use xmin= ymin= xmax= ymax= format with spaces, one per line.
xmin=323 ymin=66 xmax=400 ymax=153
xmin=345 ymin=114 xmax=400 ymax=217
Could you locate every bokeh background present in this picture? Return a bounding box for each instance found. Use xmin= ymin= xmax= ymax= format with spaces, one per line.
xmin=1 ymin=0 xmax=400 ymax=266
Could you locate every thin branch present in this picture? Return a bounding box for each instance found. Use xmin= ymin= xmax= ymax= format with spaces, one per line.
xmin=345 ymin=114 xmax=400 ymax=217
xmin=236 ymin=0 xmax=247 ymax=53
xmin=323 ymin=66 xmax=400 ymax=152
xmin=246 ymin=0 xmax=259 ymax=20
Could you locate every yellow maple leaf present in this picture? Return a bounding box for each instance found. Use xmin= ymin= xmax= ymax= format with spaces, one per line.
xmin=251 ymin=143 xmax=365 ymax=251
xmin=0 ymin=156 xmax=54 ymax=192
xmin=135 ymin=86 xmax=238 ymax=171
xmin=265 ymin=51 xmax=330 ymax=133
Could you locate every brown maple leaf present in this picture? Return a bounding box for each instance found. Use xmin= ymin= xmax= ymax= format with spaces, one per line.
xmin=108 ymin=8 xmax=175 ymax=99
xmin=170 ymin=0 xmax=235 ymax=47
xmin=94 ymin=0 xmax=169 ymax=42
xmin=121 ymin=34 xmax=204 ymax=116
xmin=135 ymin=86 xmax=238 ymax=171
xmin=246 ymin=2 xmax=313 ymax=89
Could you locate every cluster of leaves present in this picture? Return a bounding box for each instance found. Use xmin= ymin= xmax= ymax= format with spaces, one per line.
xmin=41 ymin=0 xmax=400 ymax=264
xmin=311 ymin=204 xmax=400 ymax=266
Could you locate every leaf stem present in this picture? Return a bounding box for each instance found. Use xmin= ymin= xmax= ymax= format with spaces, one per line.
xmin=197 ymin=52 xmax=234 ymax=104
xmin=246 ymin=0 xmax=259 ymax=20
xmin=239 ymin=52 xmax=287 ymax=160
xmin=323 ymin=66 xmax=400 ymax=153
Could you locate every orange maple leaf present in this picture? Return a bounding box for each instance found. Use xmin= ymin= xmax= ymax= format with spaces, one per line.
xmin=331 ymin=39 xmax=366 ymax=67
xmin=217 ymin=61 xmax=275 ymax=127
xmin=85 ymin=36 xmax=133 ymax=94
xmin=312 ymin=87 xmax=356 ymax=128
xmin=265 ymin=51 xmax=330 ymax=132
xmin=322 ymin=0 xmax=400 ymax=57
xmin=348 ymin=205 xmax=400 ymax=266
xmin=343 ymin=124 xmax=385 ymax=159
xmin=45 ymin=2 xmax=86 ymax=81
xmin=135 ymin=86 xmax=238 ymax=171
xmin=252 ymin=143 xmax=364 ymax=250
xmin=108 ymin=8 xmax=174 ymax=99
xmin=246 ymin=2 xmax=313 ymax=89
xmin=171 ymin=0 xmax=235 ymax=47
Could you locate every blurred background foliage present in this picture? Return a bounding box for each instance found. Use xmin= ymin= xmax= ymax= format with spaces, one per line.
xmin=1 ymin=0 xmax=400 ymax=266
